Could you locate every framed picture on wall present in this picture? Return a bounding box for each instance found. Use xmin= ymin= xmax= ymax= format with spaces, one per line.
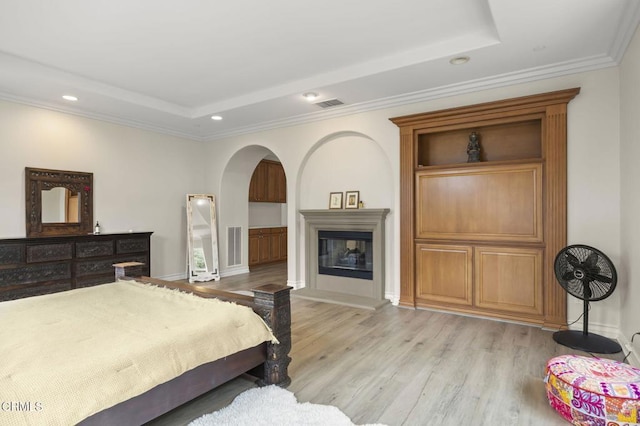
xmin=329 ymin=192 xmax=343 ymax=209
xmin=345 ymin=191 xmax=360 ymax=209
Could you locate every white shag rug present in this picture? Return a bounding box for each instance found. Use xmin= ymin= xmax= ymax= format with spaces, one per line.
xmin=189 ymin=385 xmax=385 ymax=426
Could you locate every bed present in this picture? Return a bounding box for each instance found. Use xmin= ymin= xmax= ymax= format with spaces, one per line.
xmin=0 ymin=265 xmax=292 ymax=425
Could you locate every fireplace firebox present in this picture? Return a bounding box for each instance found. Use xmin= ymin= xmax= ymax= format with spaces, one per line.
xmin=318 ymin=230 xmax=372 ymax=280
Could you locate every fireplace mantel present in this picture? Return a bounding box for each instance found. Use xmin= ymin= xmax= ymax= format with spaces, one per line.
xmin=298 ymin=209 xmax=390 ymax=309
xmin=299 ymin=208 xmax=390 ymax=223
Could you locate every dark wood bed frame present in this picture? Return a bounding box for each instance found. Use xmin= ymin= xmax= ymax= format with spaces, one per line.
xmin=73 ymin=265 xmax=292 ymax=425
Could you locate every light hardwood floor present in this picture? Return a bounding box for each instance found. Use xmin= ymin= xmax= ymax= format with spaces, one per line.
xmin=150 ymin=262 xmax=624 ymax=426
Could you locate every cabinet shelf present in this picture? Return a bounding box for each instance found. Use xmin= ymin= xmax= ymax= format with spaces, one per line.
xmin=415 ymin=157 xmax=542 ymax=172
xmin=416 ymin=119 xmax=542 ymax=167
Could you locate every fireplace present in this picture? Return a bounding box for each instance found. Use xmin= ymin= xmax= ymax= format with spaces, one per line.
xmin=297 ymin=209 xmax=389 ymax=309
xmin=318 ymin=230 xmax=373 ymax=280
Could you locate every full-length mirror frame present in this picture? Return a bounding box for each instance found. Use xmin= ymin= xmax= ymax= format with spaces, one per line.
xmin=186 ymin=194 xmax=220 ymax=283
xmin=25 ymin=167 xmax=93 ymax=237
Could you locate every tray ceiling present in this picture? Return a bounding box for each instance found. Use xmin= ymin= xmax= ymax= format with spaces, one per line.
xmin=0 ymin=0 xmax=638 ymax=140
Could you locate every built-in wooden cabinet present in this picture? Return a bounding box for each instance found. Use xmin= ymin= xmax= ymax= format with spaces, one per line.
xmin=0 ymin=232 xmax=152 ymax=301
xmin=249 ymin=160 xmax=286 ymax=203
xmin=249 ymin=227 xmax=287 ymax=266
xmin=391 ymin=88 xmax=580 ymax=328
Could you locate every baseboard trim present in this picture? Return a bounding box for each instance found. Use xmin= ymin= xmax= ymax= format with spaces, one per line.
xmin=568 ymin=321 xmax=620 ymax=339
xmin=617 ymin=333 xmax=640 ymax=367
xmin=156 ymin=272 xmax=186 ymax=281
xmin=220 ymin=266 xmax=250 ymax=277
xmin=287 ymin=280 xmax=304 ymax=290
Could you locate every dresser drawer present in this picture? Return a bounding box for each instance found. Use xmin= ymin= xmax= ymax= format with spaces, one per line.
xmin=76 ymin=240 xmax=114 ymax=258
xmin=117 ymin=238 xmax=148 ymax=254
xmin=0 ymin=262 xmax=72 ymax=286
xmin=27 ymin=243 xmax=73 ymax=263
xmin=0 ymin=243 xmax=24 ymax=265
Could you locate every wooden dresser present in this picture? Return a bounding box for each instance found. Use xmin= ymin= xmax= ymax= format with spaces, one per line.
xmin=0 ymin=232 xmax=152 ymax=301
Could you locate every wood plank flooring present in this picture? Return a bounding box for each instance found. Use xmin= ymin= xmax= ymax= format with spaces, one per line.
xmin=149 ymin=262 xmax=624 ymax=426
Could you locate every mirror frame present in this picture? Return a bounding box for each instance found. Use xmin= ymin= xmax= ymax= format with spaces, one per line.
xmin=186 ymin=193 xmax=220 ymax=283
xmin=25 ymin=167 xmax=93 ymax=237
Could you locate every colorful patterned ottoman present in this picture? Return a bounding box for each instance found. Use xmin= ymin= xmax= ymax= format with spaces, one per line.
xmin=545 ymin=355 xmax=640 ymax=425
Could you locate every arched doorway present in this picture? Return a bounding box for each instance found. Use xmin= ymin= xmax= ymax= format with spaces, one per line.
xmin=216 ymin=146 xmax=288 ymax=289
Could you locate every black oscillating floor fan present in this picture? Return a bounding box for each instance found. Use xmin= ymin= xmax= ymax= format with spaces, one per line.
xmin=553 ymin=244 xmax=622 ymax=354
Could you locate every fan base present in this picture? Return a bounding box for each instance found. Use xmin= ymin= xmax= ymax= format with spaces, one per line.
xmin=553 ymin=330 xmax=622 ymax=354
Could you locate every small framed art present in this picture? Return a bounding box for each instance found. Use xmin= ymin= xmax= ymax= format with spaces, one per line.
xmin=329 ymin=192 xmax=343 ymax=209
xmin=345 ymin=191 xmax=360 ymax=209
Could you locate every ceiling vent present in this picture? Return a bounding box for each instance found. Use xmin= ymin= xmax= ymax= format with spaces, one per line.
xmin=314 ymin=98 xmax=344 ymax=109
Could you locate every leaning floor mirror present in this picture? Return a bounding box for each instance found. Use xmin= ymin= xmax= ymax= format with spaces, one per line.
xmin=186 ymin=194 xmax=220 ymax=283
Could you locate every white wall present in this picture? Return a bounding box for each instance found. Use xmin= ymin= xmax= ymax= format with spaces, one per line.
xmin=620 ymin=23 xmax=640 ymax=362
xmin=298 ymin=133 xmax=393 ymax=210
xmin=206 ymin=67 xmax=622 ymax=327
xmin=248 ymin=203 xmax=286 ymax=228
xmin=0 ymin=100 xmax=204 ymax=279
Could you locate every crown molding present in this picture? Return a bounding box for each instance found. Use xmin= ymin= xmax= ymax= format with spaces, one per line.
xmin=609 ymin=0 xmax=640 ymax=63
xmin=0 ymin=91 xmax=206 ymax=142
xmin=0 ymin=53 xmax=622 ymax=143
xmin=203 ymin=54 xmax=617 ymax=141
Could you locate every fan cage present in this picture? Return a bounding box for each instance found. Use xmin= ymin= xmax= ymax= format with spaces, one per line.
xmin=554 ymin=244 xmax=617 ymax=301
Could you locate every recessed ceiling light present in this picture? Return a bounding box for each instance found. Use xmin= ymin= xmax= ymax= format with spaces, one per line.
xmin=211 ymin=115 xmax=223 ymax=121
xmin=449 ymin=56 xmax=470 ymax=65
xmin=62 ymin=95 xmax=78 ymax=101
xmin=302 ymin=92 xmax=318 ymax=101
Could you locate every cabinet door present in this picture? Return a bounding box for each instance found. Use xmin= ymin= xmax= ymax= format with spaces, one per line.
xmin=269 ymin=231 xmax=281 ymax=262
xmin=415 ymin=243 xmax=472 ymax=306
xmin=416 ymin=163 xmax=543 ymax=243
xmin=258 ymin=233 xmax=271 ymax=263
xmin=279 ymin=228 xmax=287 ymax=260
xmin=249 ymin=232 xmax=261 ymax=265
xmin=275 ymin=164 xmax=287 ymax=203
xmin=249 ymin=162 xmax=268 ymax=202
xmin=270 ymin=227 xmax=287 ymax=260
xmin=474 ymin=246 xmax=543 ymax=315
xmin=266 ymin=162 xmax=280 ymax=202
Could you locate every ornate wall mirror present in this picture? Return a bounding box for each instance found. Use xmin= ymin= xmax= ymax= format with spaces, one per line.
xmin=186 ymin=194 xmax=220 ymax=283
xmin=25 ymin=167 xmax=93 ymax=237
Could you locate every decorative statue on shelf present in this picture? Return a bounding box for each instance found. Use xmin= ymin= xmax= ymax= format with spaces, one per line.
xmin=467 ymin=131 xmax=481 ymax=163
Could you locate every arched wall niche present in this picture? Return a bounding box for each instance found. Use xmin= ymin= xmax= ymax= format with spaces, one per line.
xmin=296 ymin=131 xmax=395 ymax=297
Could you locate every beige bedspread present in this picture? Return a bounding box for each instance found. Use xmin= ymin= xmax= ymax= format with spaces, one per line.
xmin=0 ymin=280 xmax=277 ymax=426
